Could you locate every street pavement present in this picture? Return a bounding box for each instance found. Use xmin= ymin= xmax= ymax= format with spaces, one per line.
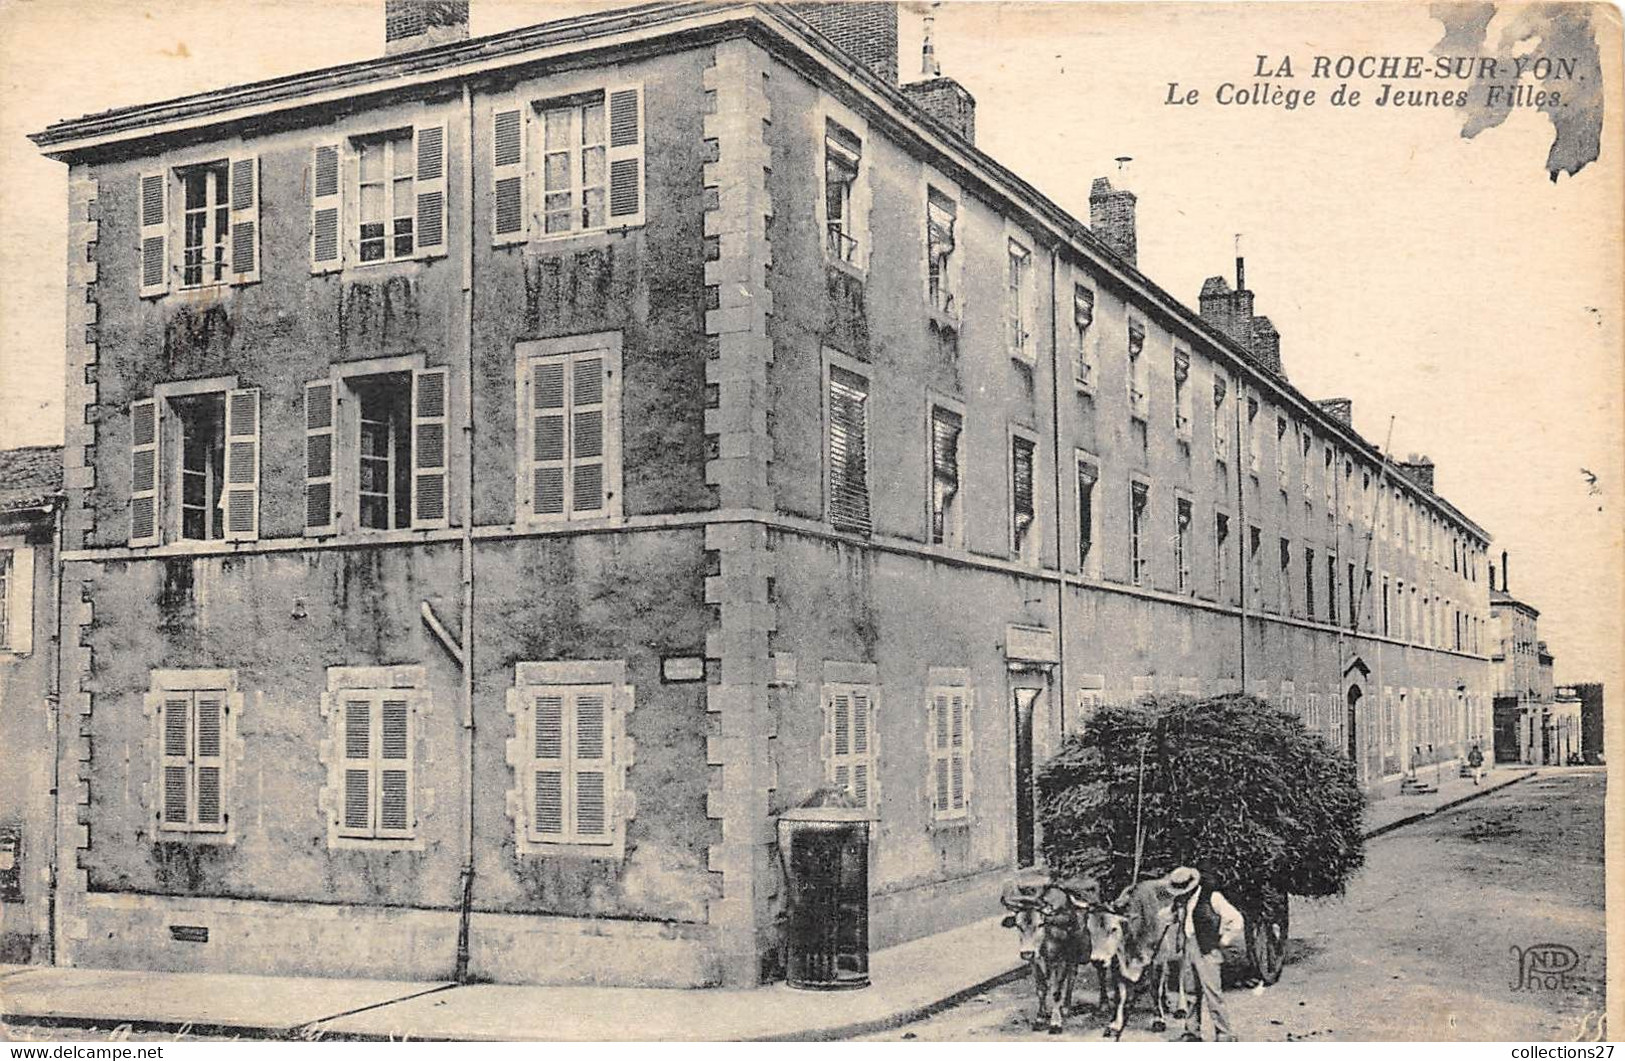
xmin=862 ymin=766 xmax=1606 ymax=1042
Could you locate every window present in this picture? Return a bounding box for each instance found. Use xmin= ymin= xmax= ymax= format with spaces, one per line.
xmin=0 ymin=545 xmax=34 ymax=655
xmin=1246 ymin=398 xmax=1261 ymax=474
xmin=929 ymin=405 xmax=963 ymax=546
xmin=1175 ymin=497 xmax=1193 ymax=593
xmin=927 ymin=188 xmax=958 ymax=313
xmin=1276 ymin=416 xmax=1290 ymax=489
xmin=180 ymin=162 xmax=230 ymax=287
xmin=1305 ymin=546 xmax=1317 ymax=619
xmin=1327 ymin=551 xmax=1339 ymax=625
xmin=1127 ymin=321 xmax=1148 ymax=419
xmin=1173 ymin=350 xmax=1192 ymax=438
xmin=1382 ymin=577 xmax=1391 ymax=635
xmin=1396 ymin=580 xmax=1406 ymax=639
xmin=1073 ymin=285 xmax=1096 ymax=388
xmin=927 ymin=686 xmax=970 ymax=821
xmin=825 ymin=122 xmax=862 ymax=263
xmin=1077 ymin=457 xmax=1098 ymax=574
xmin=310 ymin=122 xmax=445 ymax=272
xmin=146 ymin=671 xmax=240 ymax=841
xmin=140 ymin=156 xmax=259 ymax=297
xmin=1214 ymin=512 xmax=1231 ymax=603
xmin=1011 ymin=433 xmax=1037 ymax=557
xmin=1007 ymin=241 xmax=1032 ymax=362
xmin=524 ymin=685 xmax=616 ymax=846
xmin=825 ymin=683 xmax=875 ymax=810
xmin=1130 ymin=481 xmax=1149 ymax=586
xmin=1301 ymin=433 xmax=1313 ymax=496
xmin=1324 ymin=446 xmax=1335 ymax=504
xmin=1213 ymin=376 xmax=1230 ymax=460
xmin=1278 ymin=537 xmax=1292 ymax=614
xmin=129 ymin=387 xmax=260 ymax=548
xmin=518 ymin=339 xmax=621 ymax=525
xmin=335 ymin=689 xmax=416 ymax=841
xmin=1249 ymin=525 xmax=1264 ymax=607
xmin=828 ymin=364 xmax=871 ymax=534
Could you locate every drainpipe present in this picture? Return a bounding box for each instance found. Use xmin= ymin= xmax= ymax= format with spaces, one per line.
xmin=1234 ymin=380 xmax=1247 ymax=692
xmin=1048 ymin=243 xmax=1067 ymax=735
xmin=46 ymin=497 xmax=64 ymax=965
xmin=452 ymin=80 xmax=478 ymax=984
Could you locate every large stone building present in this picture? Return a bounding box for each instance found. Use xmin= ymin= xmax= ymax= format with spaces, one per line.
xmin=1489 ymin=553 xmax=1556 ymax=764
xmin=29 ymin=1 xmax=1494 ymax=988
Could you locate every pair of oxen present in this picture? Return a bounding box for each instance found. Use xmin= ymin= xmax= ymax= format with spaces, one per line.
xmin=999 ymin=866 xmax=1241 ymax=1039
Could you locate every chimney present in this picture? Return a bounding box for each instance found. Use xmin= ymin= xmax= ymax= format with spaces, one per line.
xmin=1249 ymin=317 xmax=1282 ymax=375
xmin=1198 ymin=275 xmax=1253 ymax=349
xmin=1490 ymin=563 xmax=1497 ymax=592
xmin=1502 ymin=550 xmax=1509 ymax=593
xmin=1090 ymin=175 xmax=1137 ymax=266
xmin=385 ymin=0 xmax=468 ymax=55
xmin=790 ymin=3 xmax=900 ymax=83
xmin=1316 ymin=398 xmax=1353 ymax=427
xmin=901 ymin=79 xmax=976 ymax=144
xmin=1399 ymin=453 xmax=1436 ymax=493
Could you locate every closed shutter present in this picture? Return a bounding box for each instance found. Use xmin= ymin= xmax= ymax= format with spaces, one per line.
xmin=826 ymin=685 xmax=873 ymax=811
xmin=229 ymin=156 xmax=260 ymax=283
xmin=1012 ymin=436 xmax=1035 ymax=548
xmin=828 ymin=367 xmax=870 ymax=534
xmin=193 ymin=692 xmax=226 ymax=829
xmin=527 ymin=686 xmax=614 ymax=845
xmin=605 ymin=85 xmax=643 ymax=224
xmin=304 ymin=380 xmax=337 ymax=533
xmin=139 ymin=172 xmax=169 ymax=297
xmin=223 ymin=388 xmax=260 ymax=540
xmin=528 ymin=358 xmax=567 ymax=519
xmin=569 ymin=354 xmax=606 ymax=516
xmin=492 ymin=106 xmax=528 ymax=243
xmin=377 ymin=696 xmax=412 ymax=836
xmin=311 ymin=144 xmax=343 ymax=272
xmin=414 ymin=122 xmax=447 ymax=257
xmin=948 ymin=690 xmax=967 ymax=813
xmin=341 ymin=696 xmax=374 ymax=837
xmin=929 ymin=692 xmax=948 ymax=815
xmin=830 ymin=690 xmax=851 ymax=793
xmin=851 ymin=689 xmax=871 ymax=808
xmin=160 ymin=694 xmax=191 ymax=827
xmin=572 ymin=690 xmax=610 ymax=841
xmin=412 ymin=367 xmax=449 ymax=528
xmin=130 ymin=398 xmax=162 ymax=547
xmin=532 ymin=693 xmax=565 ymax=838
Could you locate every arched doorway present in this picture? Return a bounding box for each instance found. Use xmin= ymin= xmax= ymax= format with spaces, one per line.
xmin=1346 ymin=685 xmax=1362 ymax=764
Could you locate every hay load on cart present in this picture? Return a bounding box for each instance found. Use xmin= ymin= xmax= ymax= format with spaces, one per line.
xmin=1037 ymin=694 xmax=1366 ymax=985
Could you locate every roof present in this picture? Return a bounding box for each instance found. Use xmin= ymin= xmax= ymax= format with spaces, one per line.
xmin=27 ymin=2 xmax=1492 ymax=543
xmin=0 ymin=446 xmax=64 ymax=515
xmin=1490 ymin=587 xmax=1539 ymax=617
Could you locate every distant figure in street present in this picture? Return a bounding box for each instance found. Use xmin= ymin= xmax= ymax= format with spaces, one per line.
xmin=1467 ymin=743 xmax=1485 ymax=785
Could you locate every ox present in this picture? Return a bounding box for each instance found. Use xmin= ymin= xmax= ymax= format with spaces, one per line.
xmin=999 ymin=878 xmax=1104 ymax=1034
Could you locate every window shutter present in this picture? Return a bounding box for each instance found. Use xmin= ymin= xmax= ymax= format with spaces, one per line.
xmin=492 ymin=106 xmax=528 ymax=243
xmin=160 ymin=694 xmax=191 ymax=827
xmin=130 ymin=398 xmax=162 ymax=547
xmin=532 ymin=692 xmax=565 ymax=838
xmin=377 ymin=697 xmax=412 ymax=836
xmin=569 ymin=354 xmax=606 ymax=517
xmin=828 ymin=367 xmax=870 ymax=534
xmin=829 ymin=690 xmax=851 ymax=793
xmin=229 ymin=156 xmax=260 ymax=284
xmin=1012 ymin=436 xmax=1036 ymax=544
xmin=851 ymin=689 xmax=871 ymax=808
xmin=411 ymin=367 xmax=450 ymax=528
xmin=304 ymin=380 xmax=337 ymax=534
xmin=193 ymin=692 xmax=226 ymax=829
xmin=223 ymin=388 xmax=260 ymax=541
xmin=414 ymin=122 xmax=448 ymax=257
xmin=573 ymin=690 xmax=610 ymax=841
xmin=341 ymin=696 xmax=374 ymax=836
xmin=528 ymin=358 xmax=567 ymax=519
xmin=949 ymin=691 xmax=967 ymax=812
xmin=605 ymin=85 xmax=644 ymax=224
xmin=139 ymin=172 xmax=169 ymax=297
xmin=311 ymin=144 xmax=343 ymax=272
xmin=929 ymin=692 xmax=948 ymax=814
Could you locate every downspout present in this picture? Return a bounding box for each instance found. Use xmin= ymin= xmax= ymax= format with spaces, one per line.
xmin=452 ymin=79 xmax=478 ymax=984
xmin=1048 ymin=244 xmax=1067 ymax=735
xmin=1234 ymin=380 xmax=1247 ymax=692
xmin=46 ymin=497 xmax=64 ymax=965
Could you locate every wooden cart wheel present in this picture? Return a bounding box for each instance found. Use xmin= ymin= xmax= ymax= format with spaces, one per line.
xmin=1245 ymin=890 xmax=1289 ymax=986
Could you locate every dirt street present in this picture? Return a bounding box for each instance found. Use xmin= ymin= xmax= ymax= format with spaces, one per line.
xmin=865 ymin=767 xmax=1607 ymax=1043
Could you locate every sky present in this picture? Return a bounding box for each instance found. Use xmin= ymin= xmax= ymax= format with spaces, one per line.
xmin=0 ymin=0 xmax=1620 ymax=696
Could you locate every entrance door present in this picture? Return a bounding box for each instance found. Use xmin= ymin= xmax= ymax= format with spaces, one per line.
xmin=1012 ymin=686 xmax=1042 ymax=868
xmin=1346 ymin=685 xmax=1362 ymax=766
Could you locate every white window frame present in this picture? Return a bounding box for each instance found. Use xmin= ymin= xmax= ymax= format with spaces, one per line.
xmin=516 ymin=333 xmax=624 ymax=526
xmin=927 ymin=397 xmax=965 ymax=549
xmin=926 ymin=670 xmax=972 ymax=823
xmin=1213 ymin=374 xmax=1231 ymax=461
xmin=816 ymin=98 xmax=869 ymax=272
xmin=1009 ymin=425 xmax=1040 ymax=561
xmin=321 ymin=666 xmax=430 ymax=851
xmin=507 ymin=660 xmax=635 ymax=859
xmin=1214 ymin=508 xmax=1232 ymax=605
xmin=822 ymin=673 xmax=878 ymax=815
xmin=824 ymin=351 xmax=872 ymax=535
xmin=1073 ymin=277 xmax=1097 ymax=391
xmin=1173 ymin=348 xmax=1192 ymax=440
xmin=144 ymin=669 xmax=243 ymax=845
xmin=1175 ymin=493 xmax=1193 ymax=594
xmin=1129 ymin=478 xmax=1150 ymax=587
xmin=532 ymin=84 xmax=646 ymax=239
xmin=1126 ymin=318 xmax=1148 ymax=420
xmin=1076 ymin=451 xmax=1100 ymax=578
xmin=140 ymin=145 xmax=261 ymax=298
xmin=131 ymin=376 xmax=261 ymax=549
xmin=1007 ymin=238 xmax=1034 ymax=364
xmin=924 ymin=177 xmax=961 ymax=317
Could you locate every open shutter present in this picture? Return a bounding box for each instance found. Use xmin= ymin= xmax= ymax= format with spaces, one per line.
xmin=1012 ymin=437 xmax=1036 ymax=546
xmin=130 ymin=398 xmax=162 ymax=547
xmin=223 ymin=388 xmax=260 ymax=541
xmin=193 ymin=692 xmax=226 ymax=830
xmin=529 ymin=358 xmax=567 ymax=520
xmin=532 ymin=692 xmax=565 ymax=838
xmin=341 ymin=696 xmax=374 ymax=837
xmin=411 ymin=367 xmax=449 ymax=528
xmin=569 ymin=353 xmax=606 ymax=517
xmin=606 ymin=85 xmax=644 ymax=225
xmin=851 ymin=689 xmax=871 ymax=808
xmin=828 ymin=367 xmax=870 ymax=534
xmin=414 ymin=122 xmax=447 ymax=257
xmin=573 ymin=689 xmax=611 ymax=842
xmin=377 ymin=696 xmax=412 ymax=836
xmin=160 ymin=694 xmax=192 ymax=827
xmin=492 ymin=105 xmax=528 ymax=243
xmin=829 ymin=690 xmax=852 ymax=794
xmin=229 ymin=156 xmax=260 ymax=284
xmin=139 ymin=172 xmax=168 ymax=297
xmin=311 ymin=144 xmax=343 ymax=273
xmin=304 ymin=380 xmax=337 ymax=534
xmin=949 ymin=690 xmax=967 ymax=813
xmin=929 ymin=693 xmax=948 ymax=815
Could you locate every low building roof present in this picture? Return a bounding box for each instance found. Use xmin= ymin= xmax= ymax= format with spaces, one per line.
xmin=0 ymin=445 xmax=64 ymax=516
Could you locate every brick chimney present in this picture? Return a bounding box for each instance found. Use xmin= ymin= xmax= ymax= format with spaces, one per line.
xmin=790 ymin=3 xmax=899 ymax=83
xmin=902 ymin=78 xmax=976 ymax=143
xmin=385 ymin=0 xmax=468 ymax=55
xmin=1316 ymin=398 xmax=1353 ymax=427
xmin=1399 ymin=453 xmax=1436 ymax=493
xmin=1090 ymin=177 xmax=1137 ymax=265
xmin=1198 ymin=275 xmax=1254 ymax=349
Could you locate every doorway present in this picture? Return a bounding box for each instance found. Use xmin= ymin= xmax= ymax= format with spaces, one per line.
xmin=1011 ymin=685 xmax=1043 ymax=868
xmin=1346 ymin=685 xmax=1362 ymax=767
